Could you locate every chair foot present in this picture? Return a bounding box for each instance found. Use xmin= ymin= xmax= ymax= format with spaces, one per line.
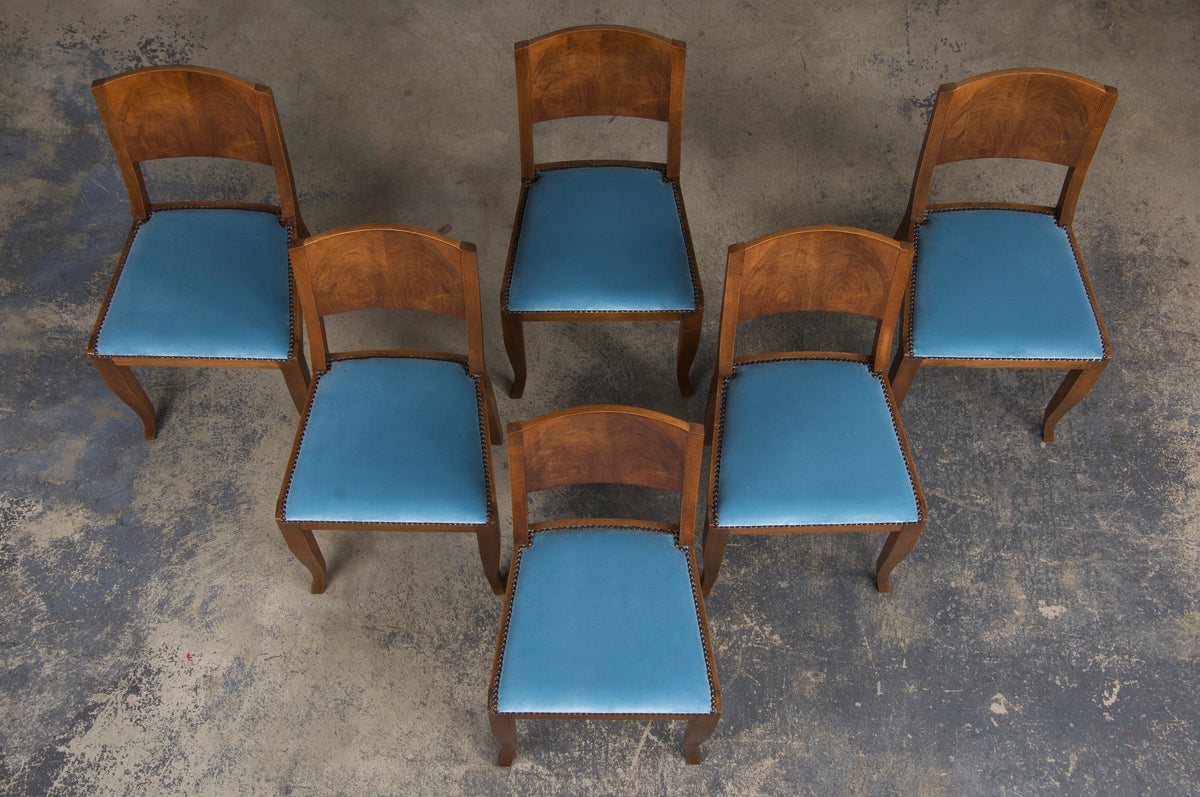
xmin=683 ymin=714 xmax=720 ymax=764
xmin=278 ymin=523 xmax=327 ymax=593
xmin=90 ymin=355 xmax=157 ymax=440
xmin=489 ymin=714 xmax=517 ymax=766
xmin=875 ymin=526 xmax=923 ymax=593
xmin=480 ymin=372 xmax=504 ymax=445
xmin=887 ymin=351 xmax=921 ymax=406
xmin=700 ymin=522 xmax=728 ymax=597
xmin=501 ymin=315 xmax=527 ymax=399
xmin=477 ymin=525 xmax=506 ymax=595
xmin=280 ymin=353 xmax=311 ymax=414
xmin=677 ymin=312 xmax=702 ymax=397
xmin=1042 ymin=364 xmax=1106 ymax=442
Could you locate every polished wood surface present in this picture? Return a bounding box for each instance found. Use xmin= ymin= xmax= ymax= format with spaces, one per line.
xmin=88 ymin=66 xmax=309 ymax=440
xmin=277 ymin=224 xmax=504 ymax=595
xmin=490 ymin=405 xmax=718 ymax=764
xmin=502 ymin=26 xmax=701 ymax=398
xmin=891 ymin=68 xmax=1118 ymax=441
xmin=516 ymin=406 xmax=693 ymax=494
xmin=289 ymin=224 xmax=493 ymax=385
xmin=899 ymin=68 xmax=1117 ymax=238
xmin=91 ymin=65 xmax=304 ymax=230
xmin=516 ymin=25 xmax=684 ymax=180
xmin=717 ymin=225 xmax=912 ymax=379
xmin=507 ymin=405 xmax=703 ymax=548
xmin=703 ymin=226 xmax=926 ymax=595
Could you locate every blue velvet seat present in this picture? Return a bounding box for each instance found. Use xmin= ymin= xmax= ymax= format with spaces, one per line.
xmin=488 ymin=405 xmax=720 ymax=766
xmin=495 ymin=527 xmax=713 ymax=715
xmin=909 ymin=209 xmax=1105 ymax=361
xmin=95 ymin=208 xmax=293 ymax=360
xmin=713 ymin=359 xmax=920 ymax=529
xmin=500 ymin=27 xmax=703 ymax=398
xmin=702 ymin=226 xmax=927 ymax=595
xmin=276 ymin=224 xmax=504 ymax=596
xmin=88 ymin=66 xmax=310 ymax=441
xmin=506 ymin=166 xmax=697 ymax=313
xmin=889 ymin=69 xmax=1118 ymax=441
xmin=280 ymin=358 xmax=490 ymax=526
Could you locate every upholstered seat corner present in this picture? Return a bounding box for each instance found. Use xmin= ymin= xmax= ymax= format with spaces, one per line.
xmin=494 ymin=527 xmax=715 ymax=716
xmin=712 ymin=358 xmax=921 ymax=529
xmin=909 ymin=208 xmax=1107 ymax=362
xmin=504 ymin=166 xmax=699 ymax=314
xmin=280 ymin=357 xmax=492 ymax=526
xmin=94 ymin=207 xmax=294 ymax=361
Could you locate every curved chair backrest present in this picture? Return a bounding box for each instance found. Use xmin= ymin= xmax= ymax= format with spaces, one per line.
xmin=506 ymin=405 xmax=705 ymax=547
xmin=288 ymin=224 xmax=487 ymax=375
xmin=715 ymin=226 xmax=913 ymax=377
xmin=91 ymin=65 xmax=303 ymax=230
xmin=515 ymin=25 xmax=686 ymax=180
xmin=900 ymin=68 xmax=1118 ymax=236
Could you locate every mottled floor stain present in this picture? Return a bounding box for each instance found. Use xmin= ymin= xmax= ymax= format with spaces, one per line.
xmin=3 ymin=1 xmax=1200 ymax=795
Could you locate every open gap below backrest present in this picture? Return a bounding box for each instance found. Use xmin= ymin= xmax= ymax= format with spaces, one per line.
xmin=524 ymin=483 xmax=684 ymax=529
xmin=532 ymin=116 xmax=667 ymax=166
xmin=138 ymin=157 xmax=282 ymax=208
xmin=925 ymin=158 xmax=1070 ymax=210
xmin=733 ymin=310 xmax=882 ymax=362
xmin=319 ymin=307 xmax=468 ymax=359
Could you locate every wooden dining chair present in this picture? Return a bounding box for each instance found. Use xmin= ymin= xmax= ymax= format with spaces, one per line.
xmin=889 ymin=68 xmax=1119 ymax=441
xmin=488 ymin=405 xmax=720 ymax=765
xmin=702 ymin=226 xmax=927 ymax=596
xmin=500 ymin=25 xmax=703 ymax=398
xmin=88 ymin=66 xmax=309 ymax=440
xmin=276 ymin=225 xmax=504 ymax=595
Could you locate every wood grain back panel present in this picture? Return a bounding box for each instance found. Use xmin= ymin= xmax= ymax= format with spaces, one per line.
xmin=734 ymin=227 xmax=912 ymax=323
xmin=521 ymin=26 xmax=679 ymax=123
xmin=933 ymin=69 xmax=1117 ymax=167
xmin=291 ymin=225 xmax=468 ymax=320
xmin=514 ymin=406 xmax=696 ymax=495
xmin=93 ymin=66 xmax=275 ymax=165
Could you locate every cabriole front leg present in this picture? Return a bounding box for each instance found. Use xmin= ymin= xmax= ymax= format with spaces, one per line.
xmin=476 ymin=524 xmax=505 ymax=595
xmin=277 ymin=522 xmax=327 ymax=594
xmin=874 ymin=524 xmax=924 ymax=593
xmin=676 ymin=312 xmax=702 ymax=397
xmin=489 ymin=714 xmax=517 ymax=766
xmin=90 ymin=355 xmax=157 ymax=440
xmin=1042 ymin=364 xmax=1106 ymax=442
xmin=683 ymin=714 xmax=720 ymax=764
xmin=501 ymin=314 xmax=528 ymax=399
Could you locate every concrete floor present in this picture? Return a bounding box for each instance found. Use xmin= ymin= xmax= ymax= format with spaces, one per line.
xmin=3 ymin=1 xmax=1198 ymax=794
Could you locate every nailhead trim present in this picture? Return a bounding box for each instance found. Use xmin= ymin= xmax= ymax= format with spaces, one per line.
xmin=92 ymin=206 xmax=298 ymax=362
xmin=709 ymin=356 xmax=924 ymax=529
xmin=490 ymin=523 xmax=718 ymax=715
xmin=501 ymin=163 xmax=701 ymax=315
xmin=278 ymin=354 xmax=496 ymax=526
xmin=906 ymin=207 xmax=1107 ymax=362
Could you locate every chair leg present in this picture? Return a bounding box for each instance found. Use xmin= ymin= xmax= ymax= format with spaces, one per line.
xmin=677 ymin=312 xmax=702 ymax=397
xmin=704 ymin=371 xmax=721 ymax=445
xmin=1042 ymin=364 xmax=1106 ymax=442
xmin=683 ymin=714 xmax=720 ymax=764
xmin=887 ymin=351 xmax=921 ymax=406
xmin=700 ymin=522 xmax=729 ymax=597
xmin=277 ymin=522 xmax=327 ymax=594
xmin=279 ymin=352 xmax=311 ymax=414
xmin=476 ymin=524 xmax=506 ymax=595
xmin=501 ymin=314 xmax=527 ymax=399
xmin=90 ymin=355 xmax=157 ymax=440
xmin=875 ymin=525 xmax=923 ymax=593
xmin=489 ymin=714 xmax=517 ymax=766
xmin=480 ymin=371 xmax=504 ymax=445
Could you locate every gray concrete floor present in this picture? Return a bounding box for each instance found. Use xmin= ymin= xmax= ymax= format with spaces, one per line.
xmin=3 ymin=1 xmax=1198 ymax=794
